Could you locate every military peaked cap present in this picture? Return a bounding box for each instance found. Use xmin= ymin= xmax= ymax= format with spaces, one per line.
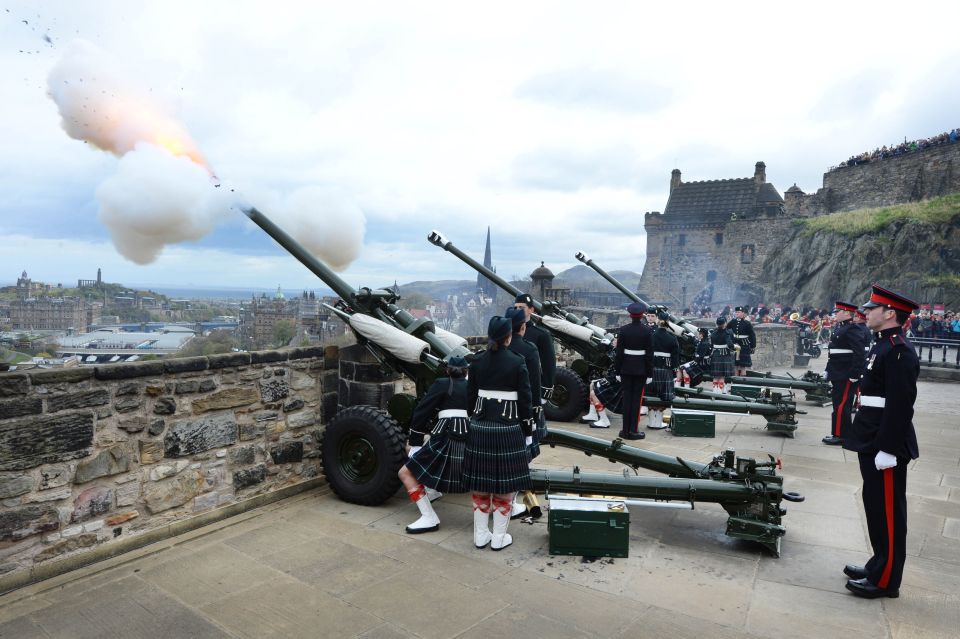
xmin=834 ymin=301 xmax=858 ymax=313
xmin=627 ymin=301 xmax=647 ymax=317
xmin=861 ymin=284 xmax=919 ymax=313
xmin=515 ymin=293 xmax=535 ymax=307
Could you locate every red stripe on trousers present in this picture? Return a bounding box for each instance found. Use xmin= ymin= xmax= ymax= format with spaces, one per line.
xmin=879 ymin=467 xmax=895 ymax=589
xmin=636 ymin=387 xmax=645 ymax=431
xmin=835 ymin=381 xmax=851 ymax=437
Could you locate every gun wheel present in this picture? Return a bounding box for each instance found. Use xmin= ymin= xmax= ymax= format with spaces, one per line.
xmin=321 ymin=405 xmax=405 ymax=505
xmin=809 ymin=345 xmax=822 ymax=359
xmin=544 ymin=367 xmax=589 ymax=422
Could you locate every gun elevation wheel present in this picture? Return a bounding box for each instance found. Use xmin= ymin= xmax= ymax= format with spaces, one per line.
xmin=545 ymin=367 xmax=589 ymax=422
xmin=321 ymin=405 xmax=405 ymax=505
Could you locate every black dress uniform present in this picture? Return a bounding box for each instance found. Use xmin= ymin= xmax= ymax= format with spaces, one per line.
xmin=507 ymin=310 xmax=542 ymax=459
xmin=842 ymin=285 xmax=920 ymax=598
xmin=462 ymin=318 xmax=534 ymax=495
xmin=728 ymin=310 xmax=757 ymax=368
xmin=614 ymin=302 xmax=654 ymax=439
xmin=709 ymin=320 xmax=735 ymax=379
xmin=648 ymin=325 xmax=680 ymax=401
xmin=405 ymin=374 xmax=470 ymax=493
xmin=516 ymin=293 xmax=555 ymax=445
xmin=823 ymin=302 xmax=868 ymax=445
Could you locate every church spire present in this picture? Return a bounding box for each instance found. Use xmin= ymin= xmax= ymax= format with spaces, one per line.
xmin=477 ymin=226 xmax=496 ymax=299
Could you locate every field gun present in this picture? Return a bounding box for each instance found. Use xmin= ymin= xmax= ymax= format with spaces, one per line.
xmin=244 ymin=208 xmax=802 ymax=553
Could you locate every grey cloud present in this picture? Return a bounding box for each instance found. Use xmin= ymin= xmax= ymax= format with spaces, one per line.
xmin=507 ymin=146 xmax=651 ymax=192
xmin=808 ymin=69 xmax=888 ymax=122
xmin=515 ymin=68 xmax=671 ymax=113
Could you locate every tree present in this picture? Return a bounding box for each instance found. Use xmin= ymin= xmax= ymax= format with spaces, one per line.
xmin=398 ymin=291 xmax=431 ymax=310
xmin=272 ymin=320 xmax=296 ymax=347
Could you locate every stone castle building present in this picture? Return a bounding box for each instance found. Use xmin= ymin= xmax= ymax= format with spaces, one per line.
xmin=9 ymin=297 xmax=100 ymax=333
xmin=638 ymin=138 xmax=960 ymax=309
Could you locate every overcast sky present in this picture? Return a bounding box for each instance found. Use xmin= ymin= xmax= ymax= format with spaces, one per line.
xmin=2 ymin=1 xmax=959 ymax=293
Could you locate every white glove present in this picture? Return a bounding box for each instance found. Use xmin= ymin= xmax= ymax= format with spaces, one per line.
xmin=524 ymin=436 xmax=533 ymax=446
xmin=821 ymin=370 xmax=829 ymax=379
xmin=874 ymin=451 xmax=897 ymax=470
xmin=849 ymin=378 xmax=859 ymax=383
xmin=646 ymin=378 xmax=653 ymax=384
xmin=615 ymin=375 xmax=621 ymax=382
xmin=408 ymin=446 xmax=422 ymax=459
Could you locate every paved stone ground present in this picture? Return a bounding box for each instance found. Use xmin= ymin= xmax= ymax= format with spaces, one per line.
xmin=2 ymin=371 xmax=958 ymax=638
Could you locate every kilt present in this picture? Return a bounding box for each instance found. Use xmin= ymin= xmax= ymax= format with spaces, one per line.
xmin=405 ymin=416 xmax=468 ymax=493
xmin=527 ymin=405 xmax=548 ymax=460
xmin=462 ymin=418 xmax=532 ymax=494
xmin=734 ymin=339 xmax=752 ymax=366
xmin=647 ymin=359 xmax=675 ymax=401
xmin=594 ymin=375 xmax=623 ymax=414
xmin=711 ymin=347 xmax=735 ymax=378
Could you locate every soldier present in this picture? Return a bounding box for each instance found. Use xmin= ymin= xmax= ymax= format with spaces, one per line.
xmin=710 ymin=316 xmax=735 ymax=394
xmin=853 ymin=308 xmax=873 ymax=356
xmin=728 ymin=306 xmax=757 ymax=377
xmin=647 ymin=315 xmax=679 ymax=429
xmin=399 ymin=356 xmax=470 ymax=534
xmin=822 ymin=301 xmax=868 ymax=446
xmin=505 ymin=307 xmax=544 ymax=519
xmin=614 ymin=301 xmax=654 ymax=440
xmin=462 ymin=316 xmax=535 ymax=551
xmin=842 ymin=285 xmax=920 ymax=599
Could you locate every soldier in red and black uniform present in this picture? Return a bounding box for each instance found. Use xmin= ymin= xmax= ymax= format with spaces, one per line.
xmin=842 ymin=285 xmax=920 ymax=599
xmin=614 ymin=302 xmax=654 ymax=440
xmin=822 ymin=301 xmax=868 ymax=446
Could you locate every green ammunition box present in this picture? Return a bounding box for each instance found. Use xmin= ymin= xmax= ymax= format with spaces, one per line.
xmin=670 ymin=408 xmax=716 ymax=437
xmin=730 ymin=385 xmax=761 ymax=399
xmin=548 ymin=496 xmax=629 ymax=558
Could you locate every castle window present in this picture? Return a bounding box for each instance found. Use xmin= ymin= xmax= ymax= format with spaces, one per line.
xmin=740 ymin=244 xmax=755 ymax=264
xmin=678 ymin=234 xmax=686 ymax=247
xmin=715 ymin=233 xmax=723 ymax=245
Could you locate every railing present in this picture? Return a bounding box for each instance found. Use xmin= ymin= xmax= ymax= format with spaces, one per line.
xmin=911 ymin=337 xmax=960 ymax=368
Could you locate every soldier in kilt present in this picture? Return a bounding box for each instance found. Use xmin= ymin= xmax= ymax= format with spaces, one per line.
xmin=728 ymin=306 xmax=757 ymax=377
xmin=505 ymin=307 xmax=545 ymax=519
xmin=398 ymin=356 xmax=471 ymax=534
xmin=462 ymin=316 xmax=535 ymax=551
xmin=647 ymin=317 xmax=680 ymax=429
xmin=710 ymin=316 xmax=735 ymax=393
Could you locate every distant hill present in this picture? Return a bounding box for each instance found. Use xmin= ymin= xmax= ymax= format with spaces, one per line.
xmin=392 ymin=280 xmax=479 ymax=299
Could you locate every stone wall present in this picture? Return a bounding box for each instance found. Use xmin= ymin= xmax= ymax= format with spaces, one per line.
xmin=0 ymin=346 xmax=339 ymax=588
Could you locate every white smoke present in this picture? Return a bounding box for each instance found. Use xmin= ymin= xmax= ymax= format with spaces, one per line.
xmin=95 ymin=144 xmax=231 ymax=264
xmin=47 ymin=40 xmax=365 ymax=270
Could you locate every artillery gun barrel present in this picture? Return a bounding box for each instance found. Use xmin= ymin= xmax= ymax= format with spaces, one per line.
xmin=542 ymin=430 xmax=709 ymax=477
xmin=244 ymin=207 xmax=466 ymax=362
xmin=575 ymin=251 xmax=698 ymax=339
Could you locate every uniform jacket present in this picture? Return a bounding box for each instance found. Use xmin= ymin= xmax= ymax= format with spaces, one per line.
xmin=727 ymin=317 xmax=757 ymax=351
xmin=508 ymin=330 xmax=542 ymax=404
xmin=408 ymin=377 xmax=468 ymax=446
xmin=524 ymin=322 xmax=556 ymax=390
xmin=614 ymin=319 xmax=654 ymax=377
xmin=825 ymin=320 xmax=868 ymax=381
xmin=855 ymin=323 xmax=873 ymax=358
xmin=651 ymin=326 xmax=680 ymax=369
xmin=843 ymin=327 xmax=919 ymax=460
xmin=710 ymin=327 xmax=734 ymax=350
xmin=695 ymin=338 xmax=712 ymax=362
xmin=467 ymin=346 xmax=532 ymax=426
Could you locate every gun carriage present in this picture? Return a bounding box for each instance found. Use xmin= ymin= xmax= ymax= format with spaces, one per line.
xmin=243 ymin=208 xmax=802 ymax=555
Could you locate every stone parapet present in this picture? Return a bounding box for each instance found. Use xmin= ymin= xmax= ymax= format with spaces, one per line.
xmin=0 ymin=345 xmax=338 ymax=585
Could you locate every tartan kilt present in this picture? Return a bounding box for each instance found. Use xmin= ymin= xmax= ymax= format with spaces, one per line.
xmin=405 ymin=417 xmax=468 ymax=493
xmin=462 ymin=418 xmax=532 ymax=494
xmin=734 ymin=340 xmax=752 ymax=366
xmin=527 ymin=406 xmax=547 ymax=460
xmin=594 ymin=375 xmax=623 ymax=414
xmin=647 ymin=361 xmax=675 ymax=401
xmin=711 ymin=349 xmax=735 ymax=378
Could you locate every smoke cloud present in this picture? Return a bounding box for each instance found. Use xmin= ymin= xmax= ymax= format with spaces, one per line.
xmin=47 ymin=40 xmax=365 ymax=270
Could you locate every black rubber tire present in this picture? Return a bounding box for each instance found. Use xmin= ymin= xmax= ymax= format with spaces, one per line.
xmin=544 ymin=367 xmax=589 ymax=422
xmin=320 ymin=405 xmax=406 ymax=506
xmin=809 ymin=345 xmax=822 ymax=359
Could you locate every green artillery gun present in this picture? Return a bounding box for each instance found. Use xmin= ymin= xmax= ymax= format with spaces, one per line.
xmin=430 ymin=231 xmax=801 ymax=433
xmin=244 ymin=208 xmax=802 ymax=554
xmin=574 ymin=251 xmax=830 ymax=407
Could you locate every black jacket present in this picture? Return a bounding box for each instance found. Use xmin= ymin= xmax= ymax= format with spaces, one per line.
xmin=825 ymin=320 xmax=868 ymax=381
xmin=843 ymin=327 xmax=919 ymax=460
xmin=467 ymin=345 xmax=533 ymax=428
xmin=408 ymin=377 xmax=468 ymax=446
xmin=524 ymin=322 xmax=556 ymax=390
xmin=710 ymin=327 xmax=734 ymax=350
xmin=727 ymin=317 xmax=756 ymax=351
xmin=614 ymin=319 xmax=654 ymax=377
xmin=509 ymin=330 xmax=542 ymax=404
xmin=651 ymin=326 xmax=680 ymax=369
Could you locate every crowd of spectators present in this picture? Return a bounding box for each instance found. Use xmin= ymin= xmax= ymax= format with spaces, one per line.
xmin=836 ymin=128 xmax=960 ymax=169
